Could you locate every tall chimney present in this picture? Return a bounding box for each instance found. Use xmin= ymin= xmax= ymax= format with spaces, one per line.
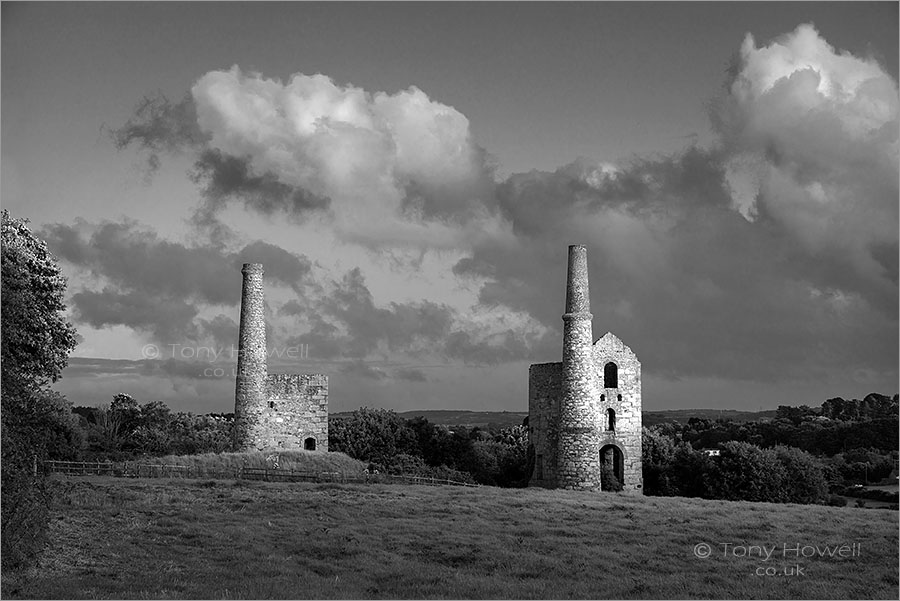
xmin=557 ymin=245 xmax=600 ymax=489
xmin=234 ymin=263 xmax=267 ymax=451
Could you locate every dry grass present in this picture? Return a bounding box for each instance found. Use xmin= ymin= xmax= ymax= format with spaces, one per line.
xmin=5 ymin=476 xmax=898 ymax=599
xmin=150 ymin=450 xmax=368 ymax=474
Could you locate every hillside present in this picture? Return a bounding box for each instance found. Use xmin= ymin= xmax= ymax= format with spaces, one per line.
xmin=332 ymin=409 xmax=778 ymax=429
xmin=8 ymin=476 xmax=897 ymax=599
xmin=642 ymin=408 xmax=779 ymax=426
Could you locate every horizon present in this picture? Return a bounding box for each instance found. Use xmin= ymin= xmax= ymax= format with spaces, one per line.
xmin=3 ymin=2 xmax=898 ymax=414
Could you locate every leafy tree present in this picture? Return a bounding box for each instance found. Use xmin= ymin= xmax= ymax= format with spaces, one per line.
xmin=704 ymin=441 xmax=787 ymax=503
xmin=642 ymin=426 xmax=679 ymax=495
xmin=772 ymin=445 xmax=828 ymax=504
xmin=1 ymin=210 xmax=78 ymax=395
xmin=328 ymin=408 xmax=419 ymax=464
xmin=1 ymin=210 xmax=79 ymax=570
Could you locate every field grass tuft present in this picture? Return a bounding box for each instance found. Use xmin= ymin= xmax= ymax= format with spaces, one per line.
xmin=149 ymin=450 xmax=368 ymax=474
xmin=6 ymin=476 xmax=898 ymax=599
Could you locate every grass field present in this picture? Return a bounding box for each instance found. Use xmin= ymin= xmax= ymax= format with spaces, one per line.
xmin=149 ymin=450 xmax=369 ymax=474
xmin=5 ymin=476 xmax=897 ymax=599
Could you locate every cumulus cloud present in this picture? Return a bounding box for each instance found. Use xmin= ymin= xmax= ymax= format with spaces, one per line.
xmin=113 ymin=68 xmax=497 ymax=250
xmin=458 ymin=138 xmax=896 ymax=382
xmin=443 ymin=24 xmax=897 ymax=385
xmin=92 ymin=23 xmax=896 ymax=398
xmin=713 ymin=23 xmax=898 ymax=311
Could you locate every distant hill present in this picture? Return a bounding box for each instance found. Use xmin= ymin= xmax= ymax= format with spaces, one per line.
xmin=642 ymin=408 xmax=778 ymax=426
xmin=331 ymin=410 xmax=529 ymax=429
xmin=332 ymin=408 xmax=778 ymax=429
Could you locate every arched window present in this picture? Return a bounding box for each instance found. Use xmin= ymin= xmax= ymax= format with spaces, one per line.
xmin=304 ymin=437 xmax=317 ymax=451
xmin=617 ymin=394 xmax=622 ymax=402
xmin=600 ymin=394 xmax=605 ymax=402
xmin=607 ymin=408 xmax=616 ymax=431
xmin=604 ymin=362 xmax=618 ymax=389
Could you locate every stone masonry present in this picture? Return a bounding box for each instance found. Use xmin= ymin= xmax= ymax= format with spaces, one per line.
xmin=233 ymin=263 xmax=329 ymax=452
xmin=528 ymin=245 xmax=643 ymax=493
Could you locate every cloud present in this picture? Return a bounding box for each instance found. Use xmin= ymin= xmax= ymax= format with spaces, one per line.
xmin=456 ymin=137 xmax=896 ymax=382
xmin=42 ymin=219 xmax=313 ymax=344
xmin=339 ymin=361 xmax=388 ymax=381
xmin=113 ymin=68 xmax=497 ymax=250
xmin=713 ymin=23 xmax=898 ymax=311
xmin=394 ymin=368 xmax=428 ymax=382
xmin=110 ymin=93 xmax=209 ymax=175
xmin=284 ymin=266 xmax=548 ymax=365
xmin=88 ymin=23 xmax=896 ymax=401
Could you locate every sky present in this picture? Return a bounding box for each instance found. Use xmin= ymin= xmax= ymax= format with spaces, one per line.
xmin=2 ymin=1 xmax=898 ymax=414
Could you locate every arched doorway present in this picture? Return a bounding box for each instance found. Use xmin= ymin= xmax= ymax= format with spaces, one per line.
xmin=599 ymin=444 xmax=624 ymax=491
xmin=304 ymin=437 xmax=317 ymax=451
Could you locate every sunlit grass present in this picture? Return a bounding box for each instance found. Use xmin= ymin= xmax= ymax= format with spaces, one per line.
xmin=8 ymin=476 xmax=898 ymax=599
xmin=149 ymin=450 xmax=368 ymax=474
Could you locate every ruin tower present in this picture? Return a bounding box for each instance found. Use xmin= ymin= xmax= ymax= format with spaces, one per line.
xmin=232 ymin=263 xmax=329 ymax=452
xmin=234 ymin=263 xmax=268 ymax=451
xmin=557 ymin=245 xmax=602 ymax=489
xmin=527 ymin=245 xmax=643 ymax=493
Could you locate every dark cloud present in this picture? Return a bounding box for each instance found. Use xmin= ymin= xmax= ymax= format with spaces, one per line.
xmin=456 ymin=142 xmax=897 ymax=382
xmin=287 ymin=267 xmax=455 ymax=360
xmin=399 ymin=144 xmax=498 ymax=223
xmin=444 ymin=330 xmax=532 ymax=366
xmin=339 ymin=361 xmax=388 ymax=380
xmin=43 ymin=220 xmax=312 ymax=345
xmin=109 ymin=95 xmax=330 ymax=236
xmin=282 ymin=265 xmax=544 ymax=366
xmin=72 ymin=288 xmax=199 ymax=342
xmin=110 ymin=93 xmax=209 ymax=174
xmin=189 ymin=149 xmax=331 ymax=237
xmin=394 ymin=368 xmax=428 ymax=382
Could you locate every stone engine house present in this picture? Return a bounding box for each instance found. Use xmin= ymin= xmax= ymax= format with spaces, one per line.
xmin=528 ymin=245 xmax=643 ymax=493
xmin=233 ymin=263 xmax=328 ymax=452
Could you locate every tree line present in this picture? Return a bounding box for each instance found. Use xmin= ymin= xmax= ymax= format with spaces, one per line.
xmin=641 ymin=395 xmax=899 ymax=506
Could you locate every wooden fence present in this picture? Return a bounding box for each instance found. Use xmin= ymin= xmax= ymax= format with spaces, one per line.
xmin=42 ymin=460 xmax=479 ymax=488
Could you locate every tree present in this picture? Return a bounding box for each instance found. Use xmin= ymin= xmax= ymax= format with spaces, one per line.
xmin=327 ymin=408 xmax=419 ymax=465
xmin=1 ymin=210 xmax=79 ymax=571
xmin=772 ymin=445 xmax=828 ymax=504
xmin=642 ymin=426 xmax=679 ymax=496
xmin=704 ymin=441 xmax=788 ymax=503
xmin=1 ymin=211 xmax=78 ymax=395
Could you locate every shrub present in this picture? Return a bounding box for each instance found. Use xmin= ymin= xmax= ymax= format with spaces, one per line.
xmin=826 ymin=494 xmax=848 ymax=507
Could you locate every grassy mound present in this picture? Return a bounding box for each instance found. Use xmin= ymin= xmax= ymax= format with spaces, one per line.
xmin=148 ymin=450 xmax=367 ymax=474
xmin=8 ymin=477 xmax=898 ymax=599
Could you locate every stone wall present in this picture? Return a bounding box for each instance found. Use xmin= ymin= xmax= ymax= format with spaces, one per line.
xmin=238 ymin=374 xmax=329 ymax=452
xmin=592 ymin=332 xmax=643 ymax=493
xmin=528 ymin=362 xmax=561 ymax=487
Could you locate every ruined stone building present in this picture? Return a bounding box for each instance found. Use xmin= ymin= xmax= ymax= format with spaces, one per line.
xmin=233 ymin=263 xmax=328 ymax=452
xmin=528 ymin=245 xmax=643 ymax=493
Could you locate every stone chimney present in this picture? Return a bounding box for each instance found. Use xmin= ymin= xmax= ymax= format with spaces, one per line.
xmin=557 ymin=245 xmax=601 ymax=489
xmin=234 ymin=263 xmax=267 ymax=451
